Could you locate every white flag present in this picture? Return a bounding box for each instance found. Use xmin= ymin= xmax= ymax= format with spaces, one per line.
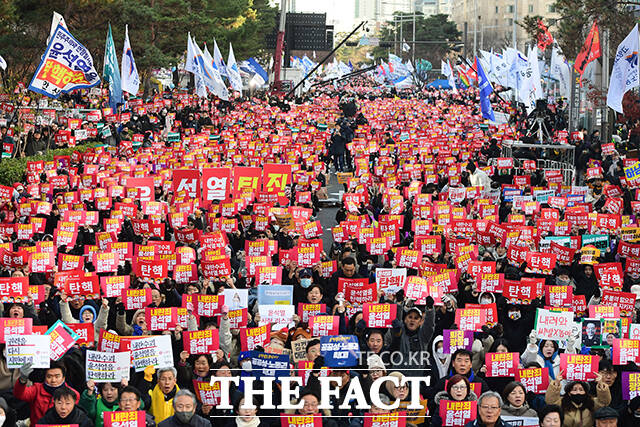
xmin=607 ymin=24 xmax=639 ymax=113
xmin=185 ymin=34 xmax=207 ymax=98
xmin=402 ymin=39 xmax=410 ymax=52
xmin=202 ymin=43 xmax=229 ymax=101
xmin=227 ymin=43 xmax=243 ymax=93
xmin=518 ymin=46 xmax=543 ymax=112
xmin=47 ymin=11 xmax=67 ymax=45
xmin=550 ymin=46 xmax=571 ymax=99
xmin=121 ymin=25 xmax=140 ymax=96
xmin=213 ymin=39 xmax=227 ymax=77
xmin=441 ymin=60 xmax=451 ymax=76
xmin=0 ymin=55 xmax=6 ymax=71
xmin=447 ymin=59 xmax=458 ymax=94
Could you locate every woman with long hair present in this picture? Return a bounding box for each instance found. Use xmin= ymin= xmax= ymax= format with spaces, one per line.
xmin=545 ymin=373 xmax=611 ymax=427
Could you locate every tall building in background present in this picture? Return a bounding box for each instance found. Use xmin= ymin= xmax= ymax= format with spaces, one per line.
xmin=449 ymin=0 xmax=558 ymax=53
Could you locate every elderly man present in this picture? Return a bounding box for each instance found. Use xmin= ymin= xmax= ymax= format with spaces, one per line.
xmin=158 ymin=389 xmax=211 ymax=427
xmin=464 ymin=392 xmax=510 ymax=427
xmin=118 ymin=386 xmax=155 ymax=427
xmin=594 ymin=407 xmax=618 ymax=427
xmin=140 ymin=367 xmax=180 ymax=424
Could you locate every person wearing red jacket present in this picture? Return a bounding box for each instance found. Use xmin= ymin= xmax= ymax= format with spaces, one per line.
xmin=13 ymin=360 xmax=80 ymax=426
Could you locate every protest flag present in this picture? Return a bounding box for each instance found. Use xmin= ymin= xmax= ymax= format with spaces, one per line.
xmin=475 ymin=56 xmax=495 ymax=121
xmin=121 ymin=24 xmax=141 ymax=96
xmin=103 ymin=24 xmax=123 ymax=110
xmin=606 ymin=24 xmax=639 ymax=114
xmin=574 ymin=22 xmax=601 ymax=84
xmin=28 ymin=23 xmax=100 ymax=98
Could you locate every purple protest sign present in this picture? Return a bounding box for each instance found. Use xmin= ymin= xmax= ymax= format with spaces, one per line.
xmin=443 ymin=329 xmax=474 ymax=354
xmin=622 ymin=371 xmax=640 ymax=400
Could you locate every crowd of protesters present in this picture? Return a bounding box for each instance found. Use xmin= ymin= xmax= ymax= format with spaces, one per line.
xmin=0 ymin=78 xmax=636 ymax=427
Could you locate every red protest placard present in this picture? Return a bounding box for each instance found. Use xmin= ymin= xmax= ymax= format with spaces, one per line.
xmin=454 ymin=308 xmax=487 ymax=331
xmin=29 ymin=252 xmax=55 ymax=273
xmin=145 ymin=307 xmax=177 ymax=330
xmin=99 ymin=276 xmax=130 ymax=298
xmin=594 ymin=263 xmax=624 ymax=290
xmin=516 ymin=367 xmax=550 ymax=393
xmin=92 ymin=252 xmax=120 ymax=273
xmin=477 ymin=273 xmax=504 ymax=293
xmin=438 ymin=400 xmax=477 ymax=426
xmin=298 ymin=303 xmax=326 ymax=323
xmin=396 ymin=248 xmax=422 ymax=269
xmin=134 ymin=258 xmax=168 ymax=279
xmin=0 ymin=276 xmax=29 ymax=302
xmin=193 ymin=380 xmax=221 ymax=405
xmin=173 ymin=264 xmax=198 ymax=284
xmin=364 ymin=413 xmax=407 ymax=427
xmin=59 ymin=272 xmax=100 ymax=300
xmin=193 ymin=295 xmax=224 ymax=317
xmin=601 ymin=290 xmax=636 ymax=317
xmin=257 ymin=266 xmax=283 ymax=285
xmin=240 ymin=325 xmax=270 ymax=351
xmin=98 ymin=329 xmax=121 ymax=353
xmin=428 ymin=270 xmax=458 ymax=294
xmin=122 ymin=288 xmax=152 ymax=310
xmin=280 ymin=415 xmax=322 ymax=427
xmin=67 ymin=323 xmax=94 ymax=347
xmin=173 ymin=169 xmax=201 ymax=199
xmin=560 ymin=354 xmax=599 ymax=381
xmin=612 ymin=338 xmax=640 ymax=365
xmin=309 ymin=315 xmax=340 ymax=336
xmin=525 ymin=252 xmax=556 ymax=274
xmin=202 ymin=168 xmax=231 ymax=201
xmin=485 ymin=352 xmax=519 ymax=377
xmin=0 ymin=317 xmax=32 ymax=342
xmin=227 ymin=308 xmax=248 ymax=329
xmin=183 ymin=329 xmax=220 ymax=354
xmin=48 ymin=321 xmax=78 ymax=360
xmin=103 ymin=410 xmax=146 ymax=427
xmin=339 ymin=278 xmax=377 ymax=305
xmin=503 ymin=277 xmax=545 ymax=304
xmin=363 ymin=303 xmax=397 ymax=328
xmin=545 ymin=285 xmax=574 ymax=307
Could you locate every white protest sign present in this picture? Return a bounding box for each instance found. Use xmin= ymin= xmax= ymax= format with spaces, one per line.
xmin=258 ymin=304 xmax=295 ymax=330
xmin=131 ymin=335 xmax=173 ymax=372
xmin=376 ymin=268 xmax=407 ymax=295
xmin=630 ymin=323 xmax=640 ymax=340
xmin=86 ymin=350 xmax=130 ymax=382
xmin=535 ymin=309 xmax=574 ymax=341
xmin=6 ymin=334 xmax=50 ymax=369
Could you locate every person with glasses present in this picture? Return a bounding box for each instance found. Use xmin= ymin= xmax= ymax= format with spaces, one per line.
xmin=465 ymin=392 xmax=510 ymax=427
xmin=118 ymin=386 xmax=156 ymax=427
xmin=591 ymin=360 xmax=623 ymax=414
xmin=431 ymin=374 xmax=477 ymax=427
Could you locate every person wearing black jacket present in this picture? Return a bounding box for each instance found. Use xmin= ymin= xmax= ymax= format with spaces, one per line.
xmin=37 ymin=386 xmax=94 ymax=427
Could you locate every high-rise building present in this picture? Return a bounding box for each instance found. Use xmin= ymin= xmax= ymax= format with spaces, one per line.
xmin=449 ymin=0 xmax=559 ymax=54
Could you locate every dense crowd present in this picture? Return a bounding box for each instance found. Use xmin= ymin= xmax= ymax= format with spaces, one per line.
xmin=0 ymin=81 xmax=636 ymax=427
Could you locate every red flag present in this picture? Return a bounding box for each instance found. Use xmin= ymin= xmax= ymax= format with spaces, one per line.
xmin=537 ymin=19 xmax=554 ymax=51
xmin=574 ymin=22 xmax=601 ymax=83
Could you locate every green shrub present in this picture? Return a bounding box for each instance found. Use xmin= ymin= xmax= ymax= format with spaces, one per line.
xmin=0 ymin=142 xmax=100 ymax=186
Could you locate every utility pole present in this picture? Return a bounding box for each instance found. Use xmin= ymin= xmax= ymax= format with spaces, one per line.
xmin=412 ymin=1 xmax=416 ymax=64
xmin=473 ymin=0 xmax=477 ymax=58
xmin=601 ymin=28 xmax=609 ymax=139
xmin=512 ymin=0 xmax=517 ymax=50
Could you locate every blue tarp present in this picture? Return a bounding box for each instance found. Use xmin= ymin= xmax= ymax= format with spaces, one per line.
xmin=426 ymin=79 xmax=452 ymax=89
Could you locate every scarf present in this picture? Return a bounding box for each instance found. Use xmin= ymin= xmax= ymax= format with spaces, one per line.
xmin=236 ymin=416 xmax=260 ymax=427
xmin=434 ymin=355 xmax=451 ymax=378
xmin=43 ymin=381 xmax=66 ymax=396
xmin=538 ymin=348 xmax=558 ymax=380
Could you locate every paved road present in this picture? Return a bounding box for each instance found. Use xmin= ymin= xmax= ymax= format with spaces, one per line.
xmin=317 ymin=171 xmax=342 ymax=253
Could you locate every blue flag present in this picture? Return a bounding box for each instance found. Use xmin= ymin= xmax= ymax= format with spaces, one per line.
xmin=475 ymin=56 xmax=495 ymax=121
xmin=103 ymin=24 xmax=122 ymax=110
xmin=245 ymin=57 xmax=268 ymax=85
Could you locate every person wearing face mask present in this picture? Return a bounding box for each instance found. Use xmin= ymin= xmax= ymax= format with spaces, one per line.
xmin=428 ymin=336 xmax=451 ymax=396
xmin=545 ymin=373 xmax=611 ymax=427
xmin=499 ymin=303 xmax=537 ymax=354
xmin=0 ymin=397 xmax=15 ymax=427
xmin=434 ymin=293 xmax=457 ymax=338
xmin=158 ymin=389 xmax=211 ymax=426
xmin=573 ymin=264 xmax=599 ymax=304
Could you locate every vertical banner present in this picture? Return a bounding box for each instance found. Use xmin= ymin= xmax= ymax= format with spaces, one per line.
xmin=202 ymin=167 xmax=231 ymax=201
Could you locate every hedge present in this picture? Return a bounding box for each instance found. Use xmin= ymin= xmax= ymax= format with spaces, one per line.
xmin=0 ymin=142 xmax=100 ymax=186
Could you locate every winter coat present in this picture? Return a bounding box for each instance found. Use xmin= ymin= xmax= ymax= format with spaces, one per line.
xmin=500 ymin=403 xmax=538 ymax=418
xmin=13 ymin=379 xmax=80 ymax=425
xmin=37 ymin=404 xmax=94 ymax=427
xmin=158 ymin=413 xmax=213 ymax=427
xmin=385 ymin=306 xmax=435 ymax=376
xmin=521 ymin=340 xmax=577 ymax=380
xmin=60 ymin=301 xmax=109 ymax=344
xmin=79 ymin=389 xmax=119 ymax=427
xmin=544 ymin=379 xmax=611 ymax=427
